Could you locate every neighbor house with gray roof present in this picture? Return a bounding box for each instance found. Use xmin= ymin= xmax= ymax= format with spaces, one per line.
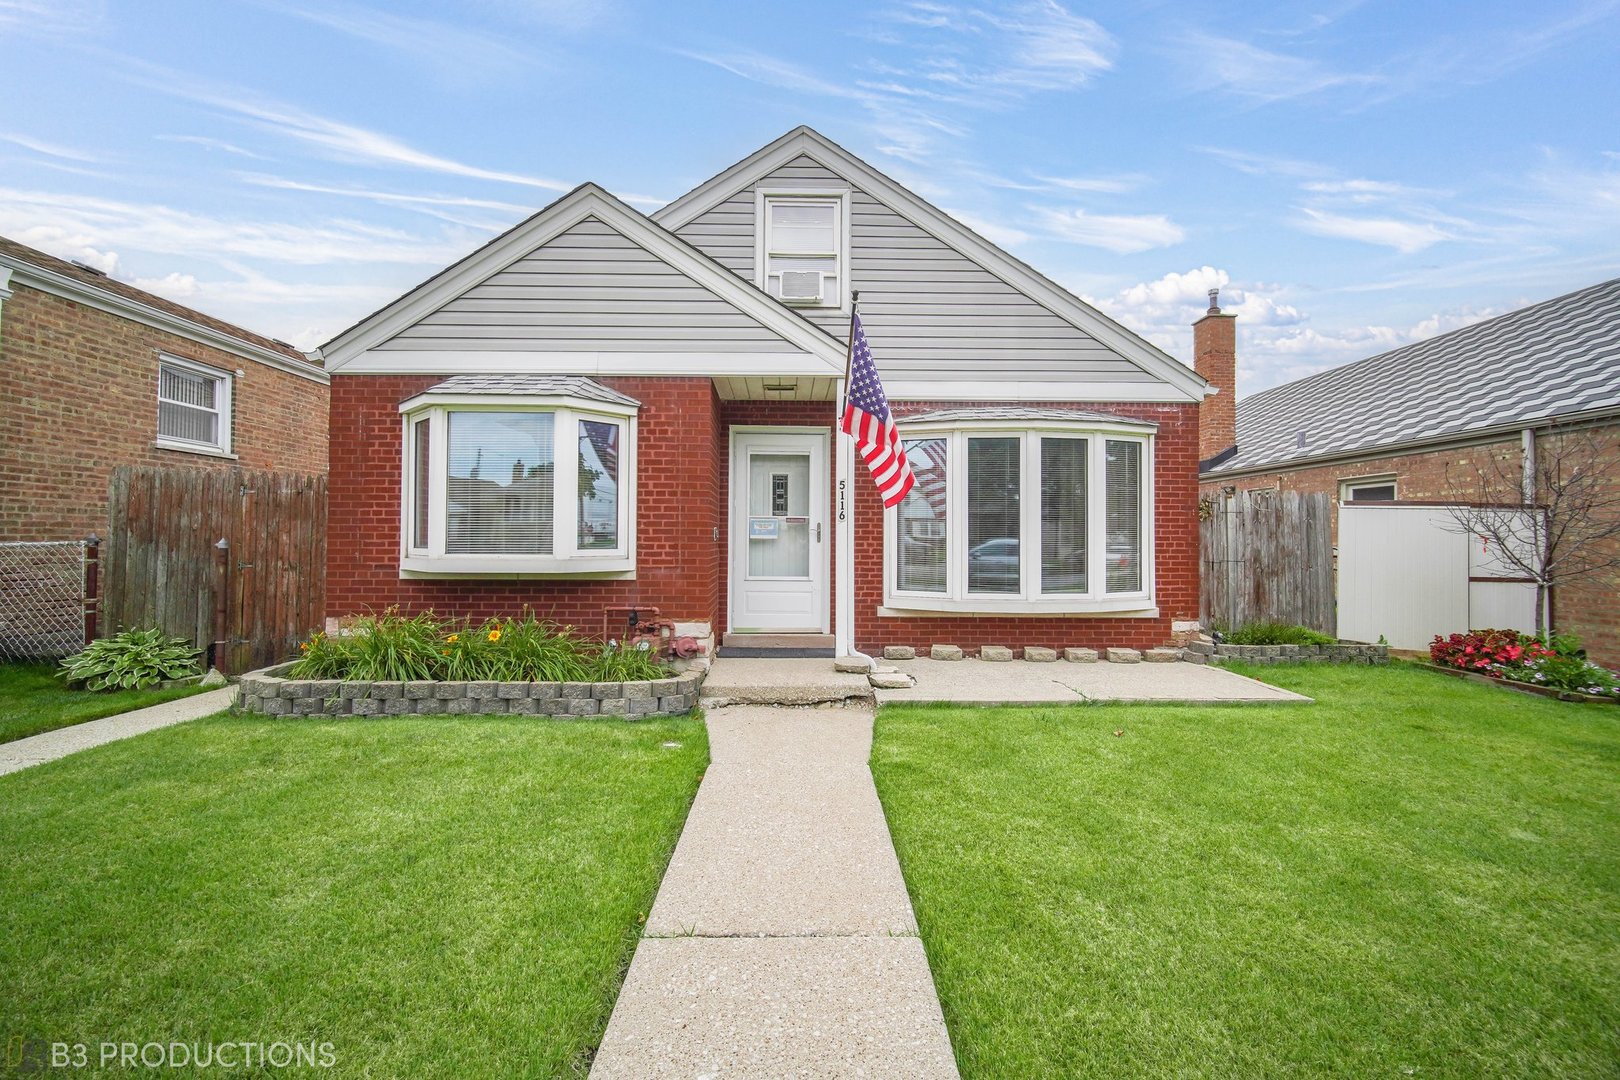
xmin=1196 ymin=277 xmax=1620 ymax=665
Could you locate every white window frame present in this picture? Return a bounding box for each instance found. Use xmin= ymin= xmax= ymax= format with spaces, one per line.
xmin=1340 ymin=475 xmax=1398 ymax=503
xmin=155 ymin=353 xmax=234 ymax=457
xmin=881 ymin=419 xmax=1156 ymax=615
xmin=397 ymin=392 xmax=637 ymax=578
xmin=754 ymin=186 xmax=852 ymax=313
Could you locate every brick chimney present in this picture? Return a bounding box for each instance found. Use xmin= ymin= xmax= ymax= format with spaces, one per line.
xmin=1194 ymin=288 xmax=1237 ymax=464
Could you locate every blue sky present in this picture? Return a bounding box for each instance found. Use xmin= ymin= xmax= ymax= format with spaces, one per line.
xmin=2 ymin=0 xmax=1617 ymax=396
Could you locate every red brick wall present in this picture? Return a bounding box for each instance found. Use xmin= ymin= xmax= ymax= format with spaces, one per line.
xmin=327 ymin=377 xmax=1200 ymax=653
xmin=0 ymin=282 xmax=328 ymax=541
xmin=1201 ymin=427 xmax=1620 ymax=667
xmin=326 ymin=374 xmax=725 ymax=635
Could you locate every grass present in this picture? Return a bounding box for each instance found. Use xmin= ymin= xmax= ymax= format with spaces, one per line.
xmin=872 ymin=663 xmax=1620 ymax=1078
xmin=0 ymin=662 xmax=212 ymax=744
xmin=0 ymin=710 xmax=708 ymax=1077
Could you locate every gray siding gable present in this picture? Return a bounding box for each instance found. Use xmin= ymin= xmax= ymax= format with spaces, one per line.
xmin=377 ymin=215 xmax=798 ymax=354
xmin=672 ymin=153 xmax=1155 ymax=385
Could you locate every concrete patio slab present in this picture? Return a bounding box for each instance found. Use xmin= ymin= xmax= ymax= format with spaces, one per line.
xmin=875 ymin=657 xmax=1311 ymax=705
xmin=701 ymin=657 xmax=874 ymax=707
xmin=0 ymin=686 xmax=238 ymax=777
xmin=590 ymin=936 xmax=956 ymax=1080
xmin=645 ymin=761 xmax=916 ymax=937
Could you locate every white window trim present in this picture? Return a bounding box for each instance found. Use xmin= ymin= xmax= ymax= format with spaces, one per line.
xmin=1340 ymin=474 xmax=1398 ymax=503
xmin=397 ymin=394 xmax=637 ymax=578
xmin=754 ymin=185 xmax=852 ymax=314
xmin=882 ymin=419 xmax=1155 ymax=615
xmin=154 ymin=353 xmax=235 ymax=458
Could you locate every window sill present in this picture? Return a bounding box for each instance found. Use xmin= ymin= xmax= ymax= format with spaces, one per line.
xmin=879 ymin=597 xmax=1157 ymax=618
xmin=155 ymin=439 xmax=237 ymax=460
xmin=400 ymin=555 xmax=635 ymax=579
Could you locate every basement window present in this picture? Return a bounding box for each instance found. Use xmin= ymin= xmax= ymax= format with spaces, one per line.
xmin=1340 ymin=476 xmax=1397 ymax=503
xmin=883 ymin=414 xmax=1157 ymax=615
xmin=399 ymin=378 xmax=637 ymax=577
xmin=155 ymin=355 xmax=233 ymax=456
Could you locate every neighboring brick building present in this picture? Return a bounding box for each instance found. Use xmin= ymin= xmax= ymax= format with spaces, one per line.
xmin=0 ymin=236 xmax=329 ymax=542
xmin=319 ymin=128 xmax=1211 ymax=658
xmin=1198 ymin=279 xmax=1620 ymax=666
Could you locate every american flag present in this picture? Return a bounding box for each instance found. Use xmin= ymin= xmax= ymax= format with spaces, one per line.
xmin=841 ymin=312 xmax=915 ymax=508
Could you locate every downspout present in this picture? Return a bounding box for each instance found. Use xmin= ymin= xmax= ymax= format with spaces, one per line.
xmin=1521 ymin=426 xmax=1552 ymax=634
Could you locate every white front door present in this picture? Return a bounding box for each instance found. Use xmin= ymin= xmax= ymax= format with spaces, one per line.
xmin=730 ymin=430 xmax=829 ymax=633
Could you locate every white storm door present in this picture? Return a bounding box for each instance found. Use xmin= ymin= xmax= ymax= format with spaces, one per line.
xmin=730 ymin=430 xmax=829 ymax=633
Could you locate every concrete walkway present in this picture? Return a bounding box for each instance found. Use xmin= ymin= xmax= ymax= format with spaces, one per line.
xmin=0 ymin=687 xmax=238 ymax=776
xmin=878 ymin=656 xmax=1312 ymax=705
xmin=590 ymin=703 xmax=958 ymax=1078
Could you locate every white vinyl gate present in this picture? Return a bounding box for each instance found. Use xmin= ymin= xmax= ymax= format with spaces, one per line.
xmin=1338 ymin=504 xmax=1540 ymax=650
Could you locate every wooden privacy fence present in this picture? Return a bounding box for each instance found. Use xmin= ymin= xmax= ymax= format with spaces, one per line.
xmin=1201 ymin=489 xmax=1335 ymax=636
xmin=105 ymin=466 xmax=327 ymax=673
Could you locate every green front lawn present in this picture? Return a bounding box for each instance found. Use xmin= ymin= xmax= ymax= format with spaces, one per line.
xmin=0 ymin=662 xmax=212 ymax=744
xmin=873 ymin=664 xmax=1620 ymax=1078
xmin=1 ymin=711 xmax=707 ymax=1077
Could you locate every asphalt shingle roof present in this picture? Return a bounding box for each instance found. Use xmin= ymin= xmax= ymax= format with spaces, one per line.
xmin=417 ymin=374 xmax=641 ymax=407
xmin=0 ymin=234 xmax=314 ymax=366
xmin=1209 ymin=277 xmax=1620 ymax=475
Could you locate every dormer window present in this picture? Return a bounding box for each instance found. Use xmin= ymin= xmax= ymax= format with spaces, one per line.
xmin=757 ymin=190 xmax=848 ymax=309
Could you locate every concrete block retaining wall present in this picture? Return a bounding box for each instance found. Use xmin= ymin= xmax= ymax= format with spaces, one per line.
xmin=237 ymin=663 xmax=703 ymax=718
xmin=1179 ymin=641 xmax=1389 ymax=666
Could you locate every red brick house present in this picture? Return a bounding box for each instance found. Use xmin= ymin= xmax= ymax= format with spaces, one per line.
xmin=1197 ymin=278 xmax=1620 ymax=666
xmin=318 ymin=128 xmax=1210 ymax=658
xmin=0 ymin=235 xmax=329 ymax=543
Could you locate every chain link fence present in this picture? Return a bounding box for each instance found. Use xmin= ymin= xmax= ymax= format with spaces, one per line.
xmin=0 ymin=541 xmax=91 ymax=660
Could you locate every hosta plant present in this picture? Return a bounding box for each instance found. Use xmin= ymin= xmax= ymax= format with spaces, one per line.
xmin=59 ymin=628 xmax=203 ymax=691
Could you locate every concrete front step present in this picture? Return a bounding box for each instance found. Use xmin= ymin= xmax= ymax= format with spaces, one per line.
xmin=721 ymin=632 xmax=837 ymax=650
xmin=700 ymin=657 xmax=874 ymax=707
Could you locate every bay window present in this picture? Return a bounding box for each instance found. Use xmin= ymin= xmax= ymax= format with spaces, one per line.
xmin=399 ymin=379 xmax=636 ymax=576
xmin=886 ymin=418 xmax=1153 ymax=613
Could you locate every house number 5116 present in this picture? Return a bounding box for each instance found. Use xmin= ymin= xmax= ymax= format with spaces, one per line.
xmin=837 ymin=479 xmax=847 ymax=522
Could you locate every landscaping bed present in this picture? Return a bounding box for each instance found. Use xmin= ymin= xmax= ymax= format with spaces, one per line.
xmin=237 ymin=662 xmax=704 ymax=717
xmin=0 ymin=709 xmax=709 ymax=1077
xmin=873 ymin=663 xmax=1620 ymax=1077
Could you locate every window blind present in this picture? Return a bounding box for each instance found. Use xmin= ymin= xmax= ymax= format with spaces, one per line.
xmin=158 ymin=364 xmax=220 ymax=445
xmin=1105 ymin=440 xmax=1142 ymax=593
xmin=446 ymin=411 xmax=555 ymax=555
xmin=412 ymin=417 xmax=430 ymax=550
xmin=1040 ymin=438 xmax=1087 ymax=593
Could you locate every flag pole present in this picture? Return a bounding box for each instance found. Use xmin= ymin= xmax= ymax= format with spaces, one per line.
xmin=836 ymin=291 xmax=876 ymax=673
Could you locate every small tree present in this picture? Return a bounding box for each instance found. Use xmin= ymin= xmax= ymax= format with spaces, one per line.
xmin=1442 ymin=422 xmax=1620 ymax=637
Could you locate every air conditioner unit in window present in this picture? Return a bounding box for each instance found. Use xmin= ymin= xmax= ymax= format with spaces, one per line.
xmin=778 ymin=270 xmax=824 ymax=305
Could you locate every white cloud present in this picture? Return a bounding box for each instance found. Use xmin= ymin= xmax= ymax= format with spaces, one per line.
xmin=263 ymin=1 xmax=531 ymax=78
xmin=130 ymin=271 xmax=200 ymax=298
xmin=1179 ymin=31 xmax=1380 ymax=104
xmin=1294 ymin=207 xmax=1453 ymax=253
xmin=1030 ymin=206 xmax=1185 ymax=253
xmin=156 ymin=134 xmax=269 ymax=159
xmin=0 ymin=131 xmax=103 ymax=163
xmin=0 ymin=187 xmax=475 ymax=266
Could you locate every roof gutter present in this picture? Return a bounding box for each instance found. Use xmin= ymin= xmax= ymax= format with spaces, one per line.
xmin=0 ymin=253 xmax=328 ymax=385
